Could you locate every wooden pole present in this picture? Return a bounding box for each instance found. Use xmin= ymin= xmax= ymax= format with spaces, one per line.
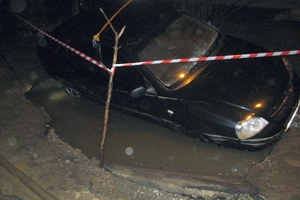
xmin=99 ymin=8 xmax=126 ymax=167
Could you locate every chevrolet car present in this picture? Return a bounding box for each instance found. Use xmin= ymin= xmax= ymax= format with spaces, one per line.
xmin=37 ymin=1 xmax=300 ymax=150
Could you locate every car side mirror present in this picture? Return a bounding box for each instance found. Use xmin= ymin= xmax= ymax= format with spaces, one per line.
xmin=131 ymin=78 xmax=157 ymax=98
xmin=130 ymin=87 xmax=147 ymax=98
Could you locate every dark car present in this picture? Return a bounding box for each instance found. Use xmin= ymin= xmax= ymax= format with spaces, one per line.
xmin=37 ymin=1 xmax=300 ymax=150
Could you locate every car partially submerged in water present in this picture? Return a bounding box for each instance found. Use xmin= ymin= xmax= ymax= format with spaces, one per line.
xmin=37 ymin=1 xmax=300 ymax=150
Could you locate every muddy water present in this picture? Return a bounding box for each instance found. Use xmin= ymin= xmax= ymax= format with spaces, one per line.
xmin=28 ymin=87 xmax=272 ymax=179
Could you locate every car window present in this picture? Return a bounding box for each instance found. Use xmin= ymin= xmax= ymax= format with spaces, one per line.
xmin=138 ymin=15 xmax=218 ymax=87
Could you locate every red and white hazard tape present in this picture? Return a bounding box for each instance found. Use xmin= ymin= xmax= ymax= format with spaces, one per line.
xmin=41 ymin=31 xmax=109 ymax=71
xmin=4 ymin=5 xmax=300 ymax=71
xmin=113 ymin=50 xmax=300 ymax=67
xmin=3 ymin=6 xmax=110 ymax=72
xmin=41 ymin=31 xmax=109 ymax=72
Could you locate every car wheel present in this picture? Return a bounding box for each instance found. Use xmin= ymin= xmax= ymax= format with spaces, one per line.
xmin=65 ymin=86 xmax=82 ymax=98
xmin=64 ymin=85 xmax=83 ymax=106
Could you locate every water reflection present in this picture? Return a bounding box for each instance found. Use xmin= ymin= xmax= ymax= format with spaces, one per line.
xmin=28 ymin=87 xmax=272 ymax=179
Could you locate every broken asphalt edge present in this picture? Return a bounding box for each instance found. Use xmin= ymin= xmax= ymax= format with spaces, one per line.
xmin=104 ymin=163 xmax=259 ymax=199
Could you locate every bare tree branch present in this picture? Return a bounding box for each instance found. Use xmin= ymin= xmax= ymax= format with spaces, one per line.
xmin=99 ymin=6 xmax=127 ymax=167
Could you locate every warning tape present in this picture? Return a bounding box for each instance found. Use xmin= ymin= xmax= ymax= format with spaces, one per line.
xmin=39 ymin=31 xmax=110 ymax=72
xmin=2 ymin=5 xmax=110 ymax=72
xmin=3 ymin=5 xmax=300 ymax=71
xmin=113 ymin=50 xmax=300 ymax=67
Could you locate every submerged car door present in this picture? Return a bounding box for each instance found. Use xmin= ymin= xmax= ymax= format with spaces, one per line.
xmin=157 ymin=93 xmax=188 ymax=130
xmin=66 ymin=40 xmax=160 ymax=123
xmin=64 ymin=39 xmax=110 ymax=99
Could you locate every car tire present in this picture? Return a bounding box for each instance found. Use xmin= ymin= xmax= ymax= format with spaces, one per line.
xmin=64 ymin=85 xmax=84 ymax=106
xmin=65 ymin=86 xmax=82 ymax=98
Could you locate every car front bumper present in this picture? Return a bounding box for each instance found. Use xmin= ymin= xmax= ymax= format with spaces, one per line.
xmin=203 ymin=98 xmax=300 ymax=150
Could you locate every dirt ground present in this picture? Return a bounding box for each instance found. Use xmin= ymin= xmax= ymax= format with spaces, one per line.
xmin=1 ymin=6 xmax=300 ymax=200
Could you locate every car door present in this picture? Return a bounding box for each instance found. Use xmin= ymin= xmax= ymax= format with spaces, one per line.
xmin=111 ymin=53 xmax=161 ymax=121
xmin=66 ymin=40 xmax=161 ymax=122
xmin=62 ymin=38 xmax=108 ymax=98
xmin=156 ymin=94 xmax=188 ymax=130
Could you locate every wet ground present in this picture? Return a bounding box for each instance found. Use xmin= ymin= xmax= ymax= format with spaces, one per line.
xmin=1 ymin=5 xmax=300 ymax=200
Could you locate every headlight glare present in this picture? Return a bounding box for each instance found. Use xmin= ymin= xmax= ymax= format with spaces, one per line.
xmin=235 ymin=117 xmax=269 ymax=139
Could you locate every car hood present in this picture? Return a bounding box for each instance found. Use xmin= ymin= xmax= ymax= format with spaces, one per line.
xmin=175 ymin=35 xmax=289 ymax=118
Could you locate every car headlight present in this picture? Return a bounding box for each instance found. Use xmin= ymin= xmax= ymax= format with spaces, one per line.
xmin=235 ymin=117 xmax=269 ymax=139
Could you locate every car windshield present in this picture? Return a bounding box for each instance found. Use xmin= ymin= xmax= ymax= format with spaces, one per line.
xmin=138 ymin=15 xmax=218 ymax=87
